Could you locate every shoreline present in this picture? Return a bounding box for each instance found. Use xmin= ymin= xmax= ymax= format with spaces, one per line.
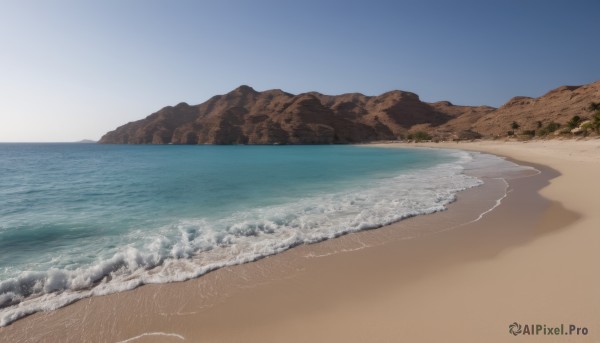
xmin=1 ymin=140 xmax=599 ymax=342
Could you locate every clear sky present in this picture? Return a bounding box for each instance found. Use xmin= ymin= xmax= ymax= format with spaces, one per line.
xmin=1 ymin=0 xmax=598 ymax=142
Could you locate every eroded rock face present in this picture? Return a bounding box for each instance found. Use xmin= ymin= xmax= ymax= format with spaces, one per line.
xmin=99 ymin=81 xmax=600 ymax=144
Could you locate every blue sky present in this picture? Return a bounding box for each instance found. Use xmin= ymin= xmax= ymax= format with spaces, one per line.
xmin=1 ymin=0 xmax=599 ymax=142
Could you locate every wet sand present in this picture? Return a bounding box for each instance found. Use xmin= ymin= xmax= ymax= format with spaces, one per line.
xmin=1 ymin=139 xmax=598 ymax=342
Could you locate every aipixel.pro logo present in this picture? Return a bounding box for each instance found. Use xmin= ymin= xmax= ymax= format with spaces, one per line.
xmin=509 ymin=322 xmax=588 ymax=336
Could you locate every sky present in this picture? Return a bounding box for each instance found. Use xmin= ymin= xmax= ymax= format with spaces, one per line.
xmin=1 ymin=0 xmax=599 ymax=142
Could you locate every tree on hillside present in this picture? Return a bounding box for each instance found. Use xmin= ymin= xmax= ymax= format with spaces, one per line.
xmin=567 ymin=115 xmax=582 ymax=130
xmin=592 ymin=114 xmax=600 ymax=133
xmin=590 ymin=102 xmax=600 ymax=133
xmin=537 ymin=122 xmax=561 ymax=136
xmin=511 ymin=121 xmax=520 ymax=130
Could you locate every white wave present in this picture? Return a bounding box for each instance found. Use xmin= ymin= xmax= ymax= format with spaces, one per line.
xmin=1 ymin=149 xmax=528 ymax=327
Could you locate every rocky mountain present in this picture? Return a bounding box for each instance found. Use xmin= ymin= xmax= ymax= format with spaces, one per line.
xmin=471 ymin=81 xmax=600 ymax=137
xmin=99 ymin=81 xmax=599 ymax=144
xmin=99 ymin=86 xmax=493 ymax=144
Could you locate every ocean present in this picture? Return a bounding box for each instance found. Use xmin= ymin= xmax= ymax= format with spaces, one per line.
xmin=0 ymin=143 xmax=524 ymax=326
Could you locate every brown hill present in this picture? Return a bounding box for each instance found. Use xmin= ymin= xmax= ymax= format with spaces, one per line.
xmin=99 ymin=81 xmax=600 ymax=144
xmin=99 ymin=86 xmax=493 ymax=144
xmin=472 ymin=80 xmax=600 ymax=137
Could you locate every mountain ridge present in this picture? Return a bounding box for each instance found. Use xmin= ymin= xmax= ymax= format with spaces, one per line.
xmin=99 ymin=81 xmax=600 ymax=144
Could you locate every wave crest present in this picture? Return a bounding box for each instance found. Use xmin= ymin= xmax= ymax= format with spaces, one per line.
xmin=1 ymin=150 xmax=491 ymax=327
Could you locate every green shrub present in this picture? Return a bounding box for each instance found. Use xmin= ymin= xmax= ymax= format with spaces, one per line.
xmin=589 ymin=102 xmax=600 ymax=133
xmin=546 ymin=121 xmax=561 ymax=132
xmin=593 ymin=112 xmax=600 ymax=133
xmin=457 ymin=130 xmax=482 ymax=140
xmin=411 ymin=131 xmax=432 ymax=142
xmin=567 ymin=115 xmax=582 ymax=129
xmin=538 ymin=122 xmax=560 ymax=136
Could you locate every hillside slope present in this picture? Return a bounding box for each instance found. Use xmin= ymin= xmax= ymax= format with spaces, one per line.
xmin=99 ymin=86 xmax=493 ymax=144
xmin=99 ymin=81 xmax=600 ymax=144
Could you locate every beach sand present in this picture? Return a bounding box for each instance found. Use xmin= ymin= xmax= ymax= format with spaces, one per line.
xmin=1 ymin=139 xmax=599 ymax=342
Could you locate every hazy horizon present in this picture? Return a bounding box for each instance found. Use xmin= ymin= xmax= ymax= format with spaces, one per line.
xmin=1 ymin=0 xmax=599 ymax=142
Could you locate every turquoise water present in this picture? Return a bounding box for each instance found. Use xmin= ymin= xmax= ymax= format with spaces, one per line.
xmin=0 ymin=143 xmax=481 ymax=326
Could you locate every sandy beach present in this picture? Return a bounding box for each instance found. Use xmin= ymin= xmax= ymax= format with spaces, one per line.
xmin=1 ymin=139 xmax=599 ymax=342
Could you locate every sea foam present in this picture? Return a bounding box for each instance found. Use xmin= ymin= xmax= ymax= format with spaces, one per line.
xmin=0 ymin=148 xmax=532 ymax=327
